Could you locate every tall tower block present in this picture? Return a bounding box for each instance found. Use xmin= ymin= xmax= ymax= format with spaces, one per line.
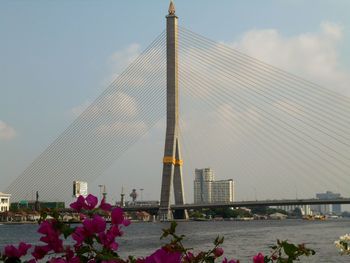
xmin=159 ymin=1 xmax=188 ymax=220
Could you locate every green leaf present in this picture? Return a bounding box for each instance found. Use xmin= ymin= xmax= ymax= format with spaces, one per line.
xmin=170 ymin=221 xmax=177 ymax=234
xmin=282 ymin=242 xmax=298 ymax=257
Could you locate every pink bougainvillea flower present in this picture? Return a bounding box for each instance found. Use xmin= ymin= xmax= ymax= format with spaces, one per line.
xmin=83 ymin=214 xmax=106 ymax=235
xmin=222 ymin=258 xmax=239 ymax=263
xmin=98 ymin=231 xmax=119 ymax=251
xmin=68 ymin=256 xmax=81 ymax=263
xmin=83 ymin=194 xmax=98 ymax=210
xmin=70 ymin=195 xmax=85 ymax=212
xmin=38 ymin=220 xmax=63 ymax=253
xmin=111 ymin=207 xmax=130 ymax=226
xmin=99 ymin=197 xmax=112 ymax=212
xmin=38 ymin=220 xmax=55 ymax=235
xmin=183 ymin=251 xmax=195 ymax=262
xmin=214 ymin=247 xmax=224 ymax=257
xmin=72 ymin=226 xmax=87 ymax=246
xmin=4 ymin=242 xmax=31 ymax=258
xmin=49 ymin=258 xmax=67 ymax=263
xmin=253 ymin=253 xmax=264 ymax=263
xmin=123 ymin=218 xmax=131 ymax=226
xmin=144 ymin=248 xmax=181 ymax=263
xmin=70 ymin=194 xmax=99 ymax=212
xmin=109 ymin=225 xmax=123 ymax=237
xmin=32 ymin=245 xmax=51 ymax=260
xmin=111 ymin=207 xmax=124 ymax=225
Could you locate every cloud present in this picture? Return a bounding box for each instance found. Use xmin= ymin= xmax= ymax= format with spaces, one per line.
xmin=0 ymin=120 xmax=16 ymax=141
xmin=108 ymin=43 xmax=141 ymax=82
xmin=70 ymin=100 xmax=91 ymax=117
xmin=96 ymin=121 xmax=147 ymax=137
xmin=230 ymin=21 xmax=350 ymax=95
xmin=70 ymin=92 xmax=139 ymax=120
xmin=103 ymin=92 xmax=138 ymax=117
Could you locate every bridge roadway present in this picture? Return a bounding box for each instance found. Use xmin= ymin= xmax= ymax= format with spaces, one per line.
xmin=121 ymin=198 xmax=350 ymax=212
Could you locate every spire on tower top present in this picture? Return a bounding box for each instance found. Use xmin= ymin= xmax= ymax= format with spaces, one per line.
xmin=168 ymin=0 xmax=176 ymax=15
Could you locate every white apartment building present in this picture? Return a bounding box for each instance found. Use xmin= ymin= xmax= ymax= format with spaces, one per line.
xmin=276 ymin=205 xmax=312 ymax=216
xmin=0 ymin=192 xmax=11 ymax=212
xmin=194 ymin=168 xmax=234 ymax=204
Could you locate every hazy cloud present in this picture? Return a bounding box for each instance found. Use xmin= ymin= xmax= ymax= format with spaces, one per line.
xmin=96 ymin=121 xmax=147 ymax=137
xmin=70 ymin=100 xmax=91 ymax=117
xmin=108 ymin=43 xmax=141 ymax=82
xmin=0 ymin=120 xmax=16 ymax=141
xmin=230 ymin=21 xmax=350 ymax=95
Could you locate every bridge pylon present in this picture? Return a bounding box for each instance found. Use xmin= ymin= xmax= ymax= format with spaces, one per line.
xmin=159 ymin=1 xmax=188 ymax=221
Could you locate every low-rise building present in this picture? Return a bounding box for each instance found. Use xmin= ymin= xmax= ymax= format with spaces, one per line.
xmin=10 ymin=201 xmax=65 ymax=211
xmin=0 ymin=192 xmax=11 ymax=212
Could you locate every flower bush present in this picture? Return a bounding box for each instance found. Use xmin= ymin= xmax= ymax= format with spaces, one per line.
xmin=0 ymin=195 xmax=315 ymax=263
xmin=335 ymin=234 xmax=350 ymax=255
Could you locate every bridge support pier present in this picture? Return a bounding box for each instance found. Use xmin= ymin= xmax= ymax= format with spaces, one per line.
xmin=159 ymin=1 xmax=188 ymax=221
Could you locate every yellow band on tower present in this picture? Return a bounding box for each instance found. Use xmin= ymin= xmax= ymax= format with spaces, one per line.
xmin=175 ymin=159 xmax=183 ymax=166
xmin=163 ymin=156 xmax=176 ymax=164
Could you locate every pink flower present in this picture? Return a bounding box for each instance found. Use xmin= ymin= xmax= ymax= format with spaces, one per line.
xmin=83 ymin=215 xmax=106 ymax=234
xmin=253 ymin=253 xmax=264 ymax=263
xmin=32 ymin=245 xmax=51 ymax=260
xmin=222 ymin=258 xmax=239 ymax=263
xmin=70 ymin=195 xmax=85 ymax=212
xmin=83 ymin=194 xmax=98 ymax=210
xmin=72 ymin=226 xmax=87 ymax=246
xmin=4 ymin=242 xmax=31 ymax=258
xmin=68 ymin=257 xmax=81 ymax=263
xmin=98 ymin=231 xmax=119 ymax=251
xmin=49 ymin=258 xmax=67 ymax=263
xmin=64 ymin=246 xmax=80 ymax=263
xmin=144 ymin=248 xmax=181 ymax=263
xmin=38 ymin=220 xmax=63 ymax=253
xmin=70 ymin=194 xmax=98 ymax=212
xmin=214 ymin=247 xmax=224 ymax=257
xmin=183 ymin=252 xmax=195 ymax=262
xmin=111 ymin=207 xmax=124 ymax=225
xmin=111 ymin=207 xmax=130 ymax=226
xmin=99 ymin=197 xmax=112 ymax=212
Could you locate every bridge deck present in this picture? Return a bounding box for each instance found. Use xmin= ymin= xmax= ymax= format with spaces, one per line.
xmin=120 ymin=198 xmax=350 ymax=212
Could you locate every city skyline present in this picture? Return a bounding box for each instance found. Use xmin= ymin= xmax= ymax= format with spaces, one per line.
xmin=2 ymin=1 xmax=350 ymax=203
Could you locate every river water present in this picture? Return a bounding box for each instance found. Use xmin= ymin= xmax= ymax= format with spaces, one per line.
xmin=0 ymin=219 xmax=349 ymax=262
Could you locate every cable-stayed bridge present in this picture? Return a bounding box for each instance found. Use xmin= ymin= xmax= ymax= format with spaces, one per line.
xmin=5 ymin=2 xmax=350 ymax=218
xmin=122 ymin=198 xmax=350 ymax=213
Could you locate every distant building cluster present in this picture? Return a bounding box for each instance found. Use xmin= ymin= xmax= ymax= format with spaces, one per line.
xmin=312 ymin=191 xmax=342 ymax=215
xmin=276 ymin=205 xmax=312 ymax=216
xmin=276 ymin=191 xmax=342 ymax=216
xmin=194 ymin=168 xmax=234 ymax=204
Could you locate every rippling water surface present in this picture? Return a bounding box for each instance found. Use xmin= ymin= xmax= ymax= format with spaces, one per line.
xmin=1 ymin=219 xmax=349 ymax=262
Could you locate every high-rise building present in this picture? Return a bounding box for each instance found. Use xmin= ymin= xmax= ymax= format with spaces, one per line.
xmin=0 ymin=192 xmax=11 ymax=212
xmin=73 ymin=181 xmax=88 ymax=197
xmin=194 ymin=168 xmax=234 ymax=204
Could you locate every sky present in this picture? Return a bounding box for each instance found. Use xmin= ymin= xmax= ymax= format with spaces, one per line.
xmin=1 ymin=0 xmax=350 ymax=204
